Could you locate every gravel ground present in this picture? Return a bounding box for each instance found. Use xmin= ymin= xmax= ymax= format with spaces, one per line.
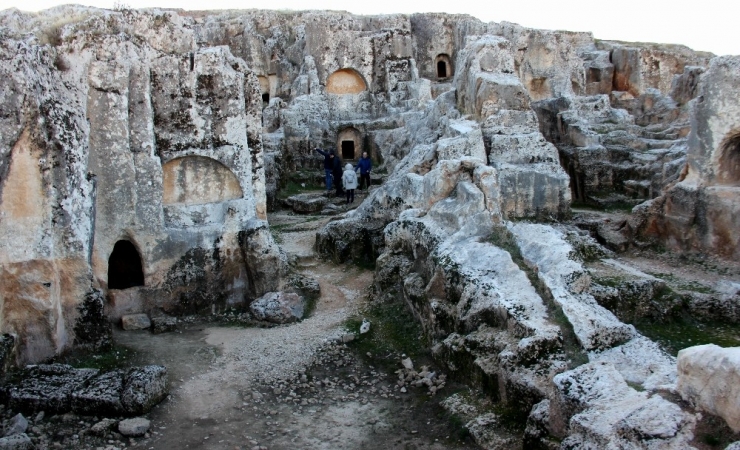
xmin=12 ymin=208 xmax=474 ymax=450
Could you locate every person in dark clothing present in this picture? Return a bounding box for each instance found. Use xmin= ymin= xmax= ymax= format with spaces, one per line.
xmin=355 ymin=151 xmax=372 ymax=191
xmin=332 ymin=153 xmax=344 ymax=197
xmin=314 ymin=148 xmax=335 ymax=191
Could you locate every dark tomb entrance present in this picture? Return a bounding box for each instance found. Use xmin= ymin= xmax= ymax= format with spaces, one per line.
xmin=437 ymin=60 xmax=447 ymax=78
xmin=718 ymin=130 xmax=740 ymax=185
xmin=341 ymin=140 xmax=355 ymax=160
xmin=108 ymin=240 xmax=144 ymax=290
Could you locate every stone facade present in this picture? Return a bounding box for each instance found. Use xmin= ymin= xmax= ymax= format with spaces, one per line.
xmin=0 ymin=8 xmax=281 ymax=365
xmin=0 ymin=6 xmax=738 ymax=447
xmin=636 ymin=56 xmax=740 ymax=258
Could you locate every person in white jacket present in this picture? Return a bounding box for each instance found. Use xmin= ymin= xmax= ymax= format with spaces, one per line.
xmin=342 ymin=163 xmax=358 ymax=204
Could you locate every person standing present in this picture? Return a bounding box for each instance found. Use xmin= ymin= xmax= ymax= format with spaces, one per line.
xmin=314 ymin=148 xmax=335 ymax=191
xmin=355 ymin=151 xmax=372 ymax=191
xmin=342 ymin=163 xmax=358 ymax=204
xmin=332 ymin=152 xmax=344 ymax=197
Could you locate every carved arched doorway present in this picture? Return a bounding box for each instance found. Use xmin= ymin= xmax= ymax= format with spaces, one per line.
xmin=718 ymin=129 xmax=740 ymax=185
xmin=337 ymin=127 xmax=362 ymax=160
xmin=435 ymin=54 xmax=452 ymax=80
xmin=108 ymin=240 xmax=144 ymax=290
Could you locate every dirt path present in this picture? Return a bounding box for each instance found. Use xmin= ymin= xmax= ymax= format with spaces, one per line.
xmin=112 ymin=207 xmax=476 ymax=450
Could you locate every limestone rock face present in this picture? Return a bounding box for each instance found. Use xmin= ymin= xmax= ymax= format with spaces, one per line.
xmin=551 ymin=362 xmax=696 ymax=448
xmin=0 ymin=8 xmax=282 ymax=364
xmin=638 ymin=56 xmax=740 ymax=258
xmin=677 ymin=344 xmax=740 ymax=432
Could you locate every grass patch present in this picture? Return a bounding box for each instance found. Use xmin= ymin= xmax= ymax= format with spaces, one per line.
xmin=443 ymin=410 xmax=471 ymax=441
xmin=593 ymin=275 xmax=627 ymax=288
xmin=571 ymin=199 xmax=637 ymax=213
xmin=53 ymin=343 xmax=137 ymax=371
xmin=648 ymin=272 xmax=716 ymax=294
xmin=635 ymin=318 xmax=740 ymax=356
xmin=277 ymin=180 xmax=314 ymax=199
xmin=343 ymin=301 xmax=429 ymax=371
xmin=488 ymin=226 xmax=588 ymax=368
xmin=271 ymin=228 xmax=284 ymax=245
xmin=491 ymin=402 xmax=529 ymax=433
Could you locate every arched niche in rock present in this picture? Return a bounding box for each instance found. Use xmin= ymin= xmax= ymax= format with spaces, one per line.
xmin=108 ymin=240 xmax=145 ymax=290
xmin=337 ymin=127 xmax=362 ymax=160
xmin=326 ymin=68 xmax=367 ymax=94
xmin=435 ymin=54 xmax=452 ymax=80
xmin=717 ymin=129 xmax=740 ymax=185
xmin=162 ymin=156 xmax=243 ymax=206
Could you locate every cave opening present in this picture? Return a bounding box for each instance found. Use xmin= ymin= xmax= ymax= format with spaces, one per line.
xmin=435 ymin=54 xmax=452 ymax=80
xmin=718 ymin=130 xmax=740 ymax=185
xmin=341 ymin=140 xmax=355 ymax=160
xmin=437 ymin=61 xmax=447 ymax=78
xmin=108 ymin=240 xmax=144 ymax=290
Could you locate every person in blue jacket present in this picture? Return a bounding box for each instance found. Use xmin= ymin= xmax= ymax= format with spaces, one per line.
xmin=355 ymin=151 xmax=372 ymax=191
xmin=314 ymin=148 xmax=335 ymax=191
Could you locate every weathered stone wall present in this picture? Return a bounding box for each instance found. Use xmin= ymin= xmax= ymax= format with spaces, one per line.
xmin=0 ymin=8 xmax=281 ymax=365
xmin=637 ymin=56 xmax=740 ymax=259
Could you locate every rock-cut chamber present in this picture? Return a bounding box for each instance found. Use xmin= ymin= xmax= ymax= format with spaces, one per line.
xmin=108 ymin=240 xmax=145 ymax=290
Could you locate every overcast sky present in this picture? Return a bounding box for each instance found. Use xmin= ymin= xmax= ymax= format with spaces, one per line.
xmin=2 ymin=0 xmax=738 ymax=56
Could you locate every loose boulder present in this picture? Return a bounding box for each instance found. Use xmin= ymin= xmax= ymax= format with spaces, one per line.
xmin=677 ymin=344 xmax=740 ymax=432
xmin=118 ymin=417 xmax=151 ymax=437
xmin=0 ymin=433 xmax=33 ymax=450
xmin=284 ymin=194 xmax=328 ymax=214
xmin=150 ymin=314 xmax=178 ymax=334
xmin=249 ymin=292 xmax=306 ymax=324
xmin=2 ymin=414 xmax=27 ymax=437
xmin=121 ymin=314 xmax=151 ymax=331
xmin=120 ymin=366 xmax=169 ymax=415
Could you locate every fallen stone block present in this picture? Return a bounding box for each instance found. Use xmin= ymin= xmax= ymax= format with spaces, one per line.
xmin=0 ymin=433 xmax=33 ymax=450
xmin=150 ymin=315 xmax=178 ymax=334
xmin=284 ymin=193 xmax=328 ymax=214
xmin=90 ymin=418 xmax=117 ymax=436
xmin=678 ymin=344 xmax=740 ymax=432
xmin=121 ymin=314 xmax=151 ymax=331
xmin=118 ymin=417 xmax=150 ymax=437
xmin=70 ymin=370 xmax=125 ymax=416
xmin=121 ymin=365 xmax=169 ymax=415
xmin=2 ymin=414 xmax=27 ymax=437
xmin=250 ymin=292 xmax=306 ymax=324
xmin=7 ymin=364 xmax=99 ymax=414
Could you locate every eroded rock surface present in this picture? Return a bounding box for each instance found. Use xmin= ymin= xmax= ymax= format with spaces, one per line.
xmin=5 ymin=364 xmax=167 ymax=417
xmin=678 ymin=344 xmax=740 ymax=432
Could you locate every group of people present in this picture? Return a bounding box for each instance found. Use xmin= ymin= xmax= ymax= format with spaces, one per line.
xmin=314 ymin=148 xmax=372 ymax=204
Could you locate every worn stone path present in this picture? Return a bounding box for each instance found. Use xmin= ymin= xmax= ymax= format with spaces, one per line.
xmin=110 ymin=206 xmax=476 ymax=450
